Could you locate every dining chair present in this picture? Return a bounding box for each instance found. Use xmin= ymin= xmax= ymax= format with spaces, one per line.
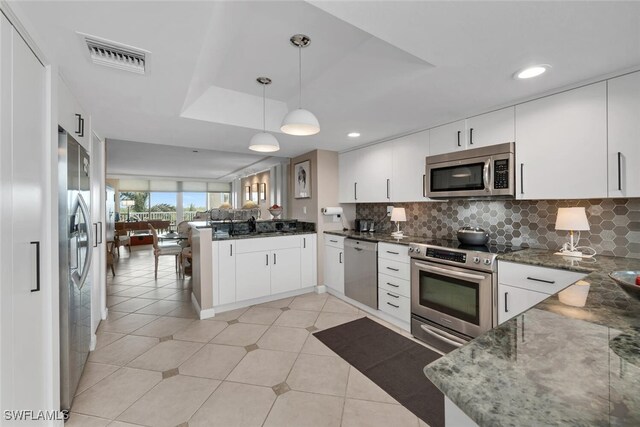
xmin=148 ymin=224 xmax=182 ymax=279
xmin=179 ymin=227 xmax=193 ymax=279
xmin=106 ymin=240 xmax=116 ymax=276
xmin=115 ymin=229 xmax=131 ymax=257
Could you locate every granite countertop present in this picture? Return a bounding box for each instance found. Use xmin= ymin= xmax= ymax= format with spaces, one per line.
xmin=324 ymin=230 xmax=434 ymax=246
xmin=211 ymin=230 xmax=315 ymax=241
xmin=424 ymin=248 xmax=640 ymax=426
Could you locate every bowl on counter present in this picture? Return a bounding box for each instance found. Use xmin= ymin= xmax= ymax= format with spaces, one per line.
xmin=268 ymin=207 xmax=283 ymax=218
xmin=609 ymin=271 xmax=640 ymax=301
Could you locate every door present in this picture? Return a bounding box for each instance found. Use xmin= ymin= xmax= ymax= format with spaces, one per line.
xmin=217 ymin=241 xmax=236 ymax=305
xmin=498 ymin=283 xmax=548 ymax=324
xmin=515 ymin=82 xmax=607 ymax=199
xmin=357 ymin=143 xmax=393 ymax=202
xmin=235 ymin=251 xmax=270 ymax=301
xmin=0 ymin=16 xmax=48 ymax=412
xmin=429 ymin=120 xmax=465 ymax=156
xmin=300 ymin=235 xmax=316 ymax=288
xmin=392 ymin=130 xmax=430 ymax=202
xmin=270 ymin=248 xmax=301 ymax=294
xmin=608 ymin=71 xmax=640 ymax=197
xmin=324 ymin=245 xmax=344 ymax=293
xmin=410 ymin=260 xmax=493 ymax=338
xmin=91 ymin=133 xmax=105 ymax=337
xmin=465 ymin=107 xmax=515 ymax=149
xmin=339 ymin=150 xmax=360 ymax=203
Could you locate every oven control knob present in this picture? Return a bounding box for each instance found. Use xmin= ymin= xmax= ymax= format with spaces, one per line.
xmin=408 ymin=247 xmax=414 ymax=253
xmin=473 ymin=256 xmax=480 ymax=264
xmin=415 ymin=248 xmax=421 ymax=254
xmin=483 ymin=258 xmax=492 ymax=265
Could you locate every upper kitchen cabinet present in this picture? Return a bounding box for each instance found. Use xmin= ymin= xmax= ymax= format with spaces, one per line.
xmin=391 ymin=130 xmax=430 ymax=202
xmin=515 ymin=82 xmax=607 ymax=200
xmin=608 ymin=71 xmax=640 ymax=198
xmin=465 ymin=107 xmax=515 ymax=149
xmin=58 ymin=77 xmax=89 ymax=149
xmin=428 ymin=120 xmax=466 ymax=156
xmin=339 ymin=142 xmax=393 ymax=203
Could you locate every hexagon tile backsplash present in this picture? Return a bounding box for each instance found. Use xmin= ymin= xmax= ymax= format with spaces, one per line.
xmin=356 ymin=199 xmax=640 ymax=259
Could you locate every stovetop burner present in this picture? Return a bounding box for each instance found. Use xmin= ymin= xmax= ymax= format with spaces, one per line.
xmin=408 ymin=239 xmax=522 ymax=272
xmin=423 ymin=239 xmax=521 ymax=255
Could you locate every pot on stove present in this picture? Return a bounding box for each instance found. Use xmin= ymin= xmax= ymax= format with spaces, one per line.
xmin=457 ymin=226 xmax=489 ymax=246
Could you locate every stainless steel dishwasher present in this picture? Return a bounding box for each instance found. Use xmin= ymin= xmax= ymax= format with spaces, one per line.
xmin=344 ymin=238 xmax=378 ymax=309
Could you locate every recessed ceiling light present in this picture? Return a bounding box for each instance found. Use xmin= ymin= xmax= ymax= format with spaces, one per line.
xmin=348 ymin=132 xmax=360 ymax=138
xmin=192 ymin=150 xmax=199 ymax=153
xmin=515 ymin=64 xmax=551 ymax=79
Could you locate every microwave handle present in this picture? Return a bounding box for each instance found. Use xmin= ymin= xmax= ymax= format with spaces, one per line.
xmin=414 ymin=261 xmax=487 ymax=282
xmin=483 ymin=159 xmax=491 ymax=192
xmin=420 ymin=324 xmax=466 ymax=348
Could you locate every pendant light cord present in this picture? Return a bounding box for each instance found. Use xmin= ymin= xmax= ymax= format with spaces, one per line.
xmin=262 ymin=83 xmax=266 ymax=132
xmin=298 ymin=46 xmax=302 ymax=108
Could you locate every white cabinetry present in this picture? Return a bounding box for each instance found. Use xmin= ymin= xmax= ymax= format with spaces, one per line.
xmin=270 ymin=248 xmax=302 ymax=294
xmin=377 ymin=243 xmax=410 ymax=326
xmin=356 ymin=143 xmax=393 ymax=202
xmin=58 ymin=76 xmax=89 ymax=149
xmin=235 ymin=251 xmax=271 ymax=301
xmin=300 ymin=234 xmax=317 ymax=288
xmin=608 ymin=71 xmax=640 ymax=198
xmin=0 ymin=14 xmax=50 ymax=414
xmin=497 ymin=261 xmax=586 ymax=324
xmin=339 ymin=149 xmax=361 ymax=203
xmin=429 ymin=120 xmax=466 ymax=156
xmin=216 ymin=240 xmax=236 ymax=305
xmin=515 ymin=82 xmax=607 ymax=200
xmin=324 ymin=235 xmax=345 ymax=294
xmin=391 ymin=130 xmax=430 ymax=202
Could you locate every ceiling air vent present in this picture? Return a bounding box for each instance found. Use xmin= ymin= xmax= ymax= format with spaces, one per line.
xmin=80 ymin=33 xmax=148 ymax=74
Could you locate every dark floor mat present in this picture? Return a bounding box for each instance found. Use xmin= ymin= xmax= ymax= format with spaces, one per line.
xmin=314 ymin=317 xmax=444 ymax=427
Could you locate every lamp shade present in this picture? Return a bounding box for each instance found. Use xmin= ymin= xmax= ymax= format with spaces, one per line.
xmin=280 ymin=108 xmax=320 ymax=136
xmin=249 ymin=132 xmax=280 ymax=153
xmin=390 ymin=207 xmax=406 ymax=222
xmin=121 ymin=199 xmax=135 ymax=207
xmin=555 ymin=207 xmax=590 ymax=231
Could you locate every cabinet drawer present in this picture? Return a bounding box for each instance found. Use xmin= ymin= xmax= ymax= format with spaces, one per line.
xmin=324 ymin=234 xmax=345 ymax=249
xmin=378 ymin=288 xmax=410 ymax=322
xmin=378 ymin=243 xmax=410 ymax=264
xmin=235 ymin=235 xmax=300 ymax=253
xmin=498 ymin=261 xmax=586 ymax=295
xmin=378 ymin=273 xmax=410 ymax=298
xmin=378 ymin=258 xmax=410 ymax=280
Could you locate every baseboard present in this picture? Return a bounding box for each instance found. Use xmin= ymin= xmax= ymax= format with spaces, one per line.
xmin=89 ymin=333 xmax=97 ymax=351
xmin=211 ymin=287 xmax=316 ymax=316
xmin=315 ymin=285 xmax=327 ymax=294
xmin=190 ymin=292 xmax=216 ymax=320
xmin=101 ymin=307 xmax=108 ymax=320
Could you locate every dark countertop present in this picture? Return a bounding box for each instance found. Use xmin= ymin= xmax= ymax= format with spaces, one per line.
xmin=424 ymin=248 xmax=640 ymax=426
xmin=324 ymin=230 xmax=433 ymax=246
xmin=210 ymin=230 xmax=316 ymax=241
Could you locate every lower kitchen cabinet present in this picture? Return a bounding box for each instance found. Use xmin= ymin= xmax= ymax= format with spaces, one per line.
xmin=378 ymin=243 xmax=411 ymax=324
xmin=271 ymin=248 xmax=302 ymax=294
xmin=300 ymin=234 xmax=317 ymax=288
xmin=235 ymin=251 xmax=272 ymax=301
xmin=378 ymin=287 xmax=410 ymax=323
xmin=217 ymin=240 xmax=236 ymax=305
xmin=324 ymin=235 xmax=345 ymax=294
xmin=497 ymin=284 xmax=548 ymax=324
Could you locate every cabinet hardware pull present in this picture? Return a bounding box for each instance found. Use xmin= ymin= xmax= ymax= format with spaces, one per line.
xmin=386 ymin=302 xmax=399 ymax=308
xmin=93 ymin=223 xmax=98 ymax=247
xmin=98 ymin=222 xmax=103 ymax=244
xmin=330 ymin=239 xmax=338 ymax=243
xmin=504 ymin=292 xmax=509 ymax=313
xmin=266 ymin=254 xmax=269 ymax=265
xmin=457 ymin=131 xmax=461 ymax=147
xmin=230 ymin=244 xmax=233 ymax=256
xmin=79 ymin=117 xmax=85 ymax=137
xmin=339 ymin=252 xmax=342 ymax=264
xmin=386 ymin=179 xmax=390 ymax=199
xmin=386 ymin=267 xmax=399 ymax=272
xmin=75 ymin=114 xmax=82 ymax=134
xmin=469 ymin=128 xmax=474 ymax=145
xmin=526 ymin=276 xmax=555 ymax=284
xmin=423 ymin=174 xmax=426 ymax=198
xmin=386 ymin=250 xmax=399 ymax=255
xmin=386 ymin=282 xmax=399 ymax=287
xmin=386 ymin=292 xmax=399 ymax=298
xmin=354 ymin=182 xmax=357 ymax=200
xmin=30 ymin=241 xmax=41 ymax=292
xmin=274 ymin=253 xmax=277 ymax=265
xmin=520 ymin=163 xmax=524 ymax=194
xmin=618 ymin=152 xmax=622 ymax=191
xmin=303 ymin=238 xmax=306 ymax=248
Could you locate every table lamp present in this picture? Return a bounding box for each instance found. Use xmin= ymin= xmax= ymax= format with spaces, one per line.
xmin=554 ymin=207 xmax=591 ymax=258
xmin=121 ymin=199 xmax=135 ymax=222
xmin=390 ymin=207 xmax=406 ymax=238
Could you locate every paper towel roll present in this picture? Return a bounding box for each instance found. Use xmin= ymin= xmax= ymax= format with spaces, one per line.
xmin=321 ymin=207 xmax=343 ymax=216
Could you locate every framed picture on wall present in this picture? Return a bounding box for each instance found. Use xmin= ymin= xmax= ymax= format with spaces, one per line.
xmin=259 ymin=183 xmax=267 ymax=201
xmin=294 ymin=160 xmax=311 ymax=199
xmin=252 ymin=183 xmax=260 ymax=203
xmin=245 ymin=185 xmax=251 ymax=202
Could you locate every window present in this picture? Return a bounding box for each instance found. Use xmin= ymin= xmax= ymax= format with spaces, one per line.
xmin=208 ymin=192 xmax=231 ymax=209
xmin=149 ymin=192 xmax=177 ymax=224
xmin=119 ymin=192 xmax=149 ymax=221
xmin=183 ymin=192 xmax=207 ymax=221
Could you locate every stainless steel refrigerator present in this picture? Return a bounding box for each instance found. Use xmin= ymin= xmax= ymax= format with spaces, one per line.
xmin=59 ymin=129 xmax=93 ymax=410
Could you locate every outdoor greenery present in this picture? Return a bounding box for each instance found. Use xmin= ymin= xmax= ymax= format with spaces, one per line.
xmin=120 ymin=191 xmax=148 ymax=212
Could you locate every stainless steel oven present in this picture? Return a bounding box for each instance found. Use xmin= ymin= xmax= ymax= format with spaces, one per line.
xmin=426 ymin=142 xmax=515 ymax=199
xmin=409 ymin=241 xmax=506 ymax=353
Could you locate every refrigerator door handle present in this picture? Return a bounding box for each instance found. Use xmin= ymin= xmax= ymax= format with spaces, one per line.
xmin=71 ymin=193 xmax=93 ymax=289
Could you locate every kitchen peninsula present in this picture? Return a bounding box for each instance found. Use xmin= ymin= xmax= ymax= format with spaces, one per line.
xmin=190 ymin=219 xmax=317 ymax=319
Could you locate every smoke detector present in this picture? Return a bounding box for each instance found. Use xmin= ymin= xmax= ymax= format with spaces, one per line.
xmin=78 ymin=32 xmax=149 ymax=74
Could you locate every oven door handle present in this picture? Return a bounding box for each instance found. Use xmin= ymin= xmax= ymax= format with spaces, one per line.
xmin=413 ymin=262 xmax=487 ymax=281
xmin=420 ymin=324 xmax=466 ymax=348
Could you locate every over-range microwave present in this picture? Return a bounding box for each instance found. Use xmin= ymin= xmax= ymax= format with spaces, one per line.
xmin=426 ymin=142 xmax=515 ymax=199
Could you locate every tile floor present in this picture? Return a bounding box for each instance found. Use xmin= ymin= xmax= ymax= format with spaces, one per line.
xmin=69 ymin=246 xmax=429 ymax=427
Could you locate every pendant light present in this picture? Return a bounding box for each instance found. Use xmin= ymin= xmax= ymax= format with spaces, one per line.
xmin=249 ymin=77 xmax=280 ymax=153
xmin=281 ymin=34 xmax=320 ymax=136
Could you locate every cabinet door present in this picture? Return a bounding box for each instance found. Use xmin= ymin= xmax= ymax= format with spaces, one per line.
xmin=0 ymin=18 xmax=48 ymax=412
xmin=357 ymin=143 xmax=393 ymax=202
xmin=323 ymin=245 xmax=344 ymax=294
xmin=392 ymin=131 xmax=430 ymax=202
xmin=339 ymin=150 xmax=360 ymax=203
xmin=515 ymin=82 xmax=607 ymax=200
xmin=58 ymin=77 xmax=89 ymax=149
xmin=465 ymin=107 xmax=514 ymax=149
xmin=498 ymin=284 xmax=548 ymax=324
xmin=271 ymin=248 xmax=302 ymax=294
xmin=218 ymin=241 xmax=236 ymax=305
xmin=429 ymin=120 xmax=466 ymax=156
xmin=300 ymin=235 xmax=316 ymax=288
xmin=608 ymin=71 xmax=640 ymax=197
xmin=235 ymin=251 xmax=271 ymax=302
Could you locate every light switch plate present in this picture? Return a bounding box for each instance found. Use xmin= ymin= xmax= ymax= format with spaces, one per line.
xmin=387 ymin=206 xmax=394 ymax=216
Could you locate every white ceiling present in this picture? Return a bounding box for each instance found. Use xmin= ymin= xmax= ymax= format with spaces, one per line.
xmin=11 ymin=1 xmax=640 ymax=181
